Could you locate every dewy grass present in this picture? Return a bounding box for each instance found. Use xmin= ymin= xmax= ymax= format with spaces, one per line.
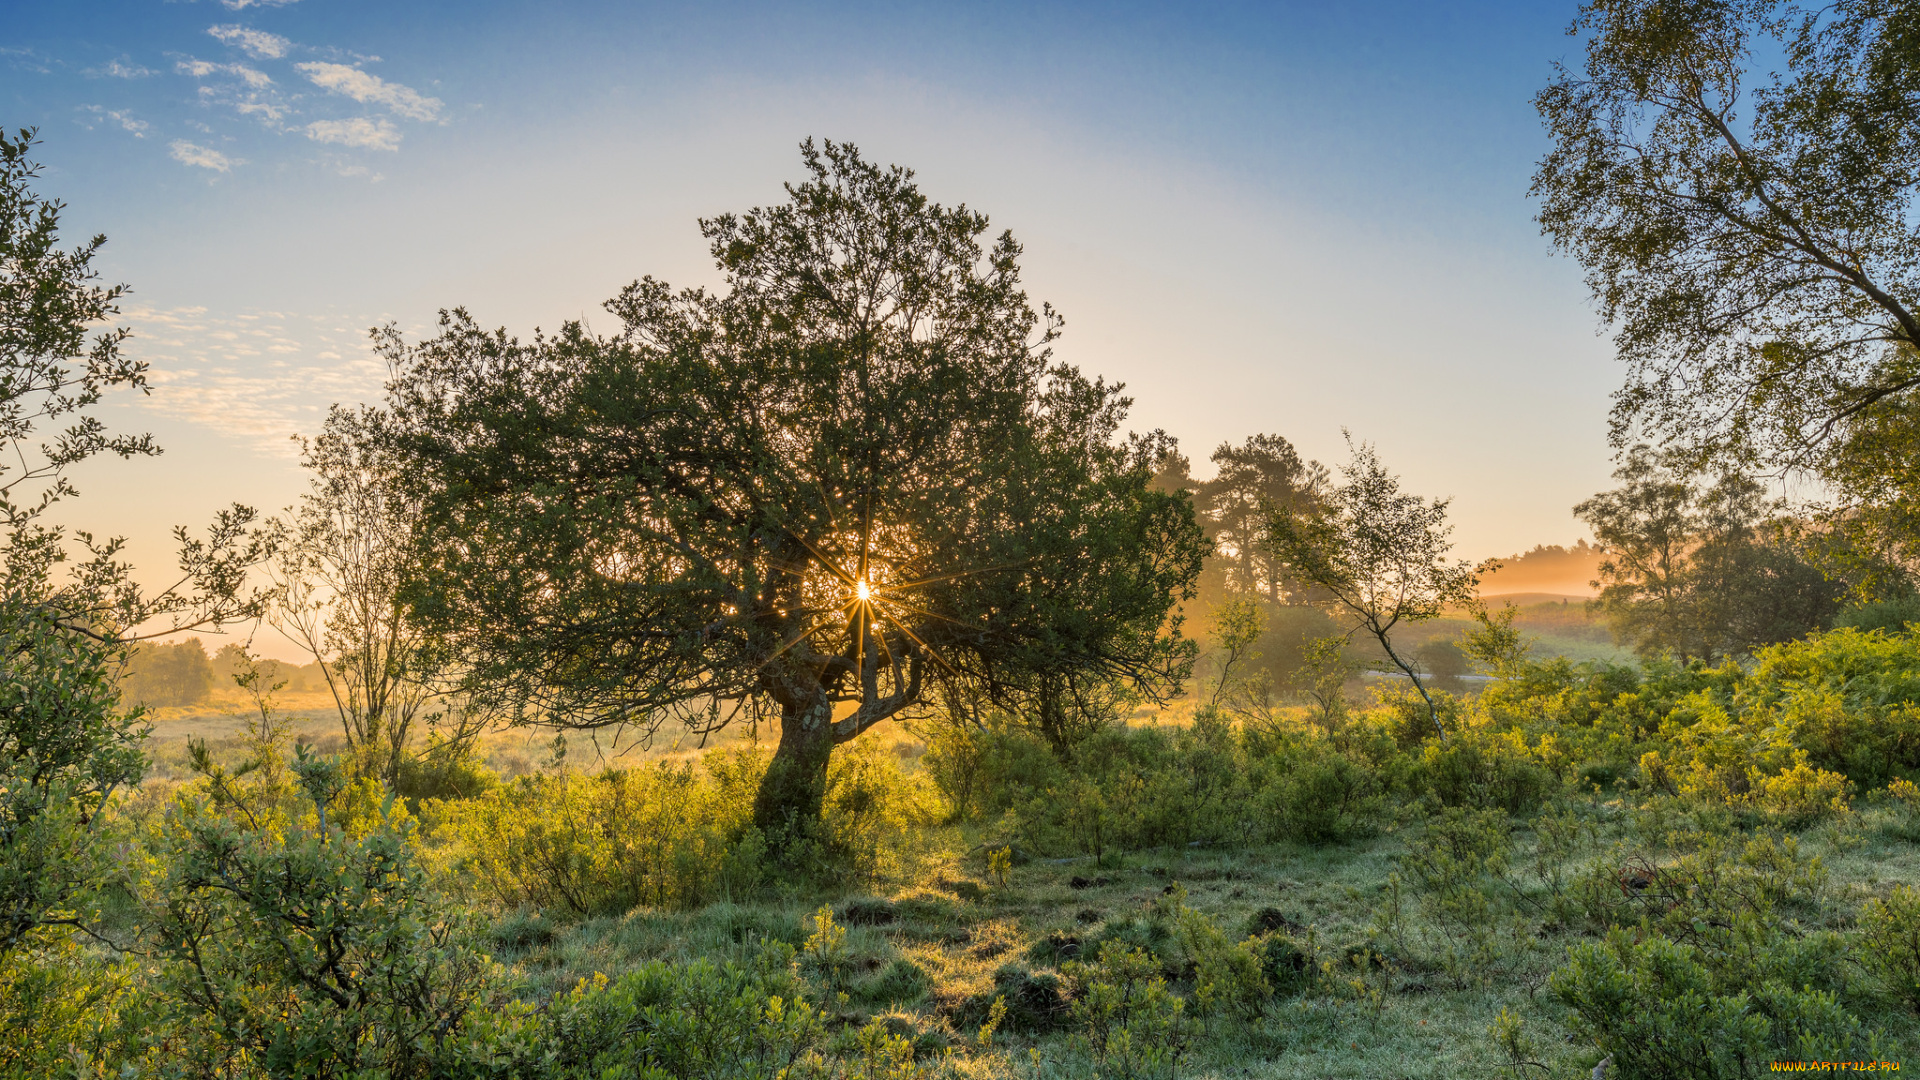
xmin=481 ymin=783 xmax=1919 ymax=1077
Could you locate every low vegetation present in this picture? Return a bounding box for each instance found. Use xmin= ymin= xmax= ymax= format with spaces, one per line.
xmin=6 ymin=623 xmax=1920 ymax=1078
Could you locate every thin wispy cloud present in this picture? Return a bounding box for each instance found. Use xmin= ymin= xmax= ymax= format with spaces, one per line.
xmin=1 ymin=46 xmax=54 ymax=75
xmin=79 ymin=105 xmax=149 ymax=137
xmin=177 ymin=58 xmax=273 ymax=89
xmin=296 ymin=62 xmax=441 ymax=121
xmin=93 ymin=59 xmax=155 ymax=79
xmin=177 ymin=58 xmax=288 ymax=122
xmin=219 ymin=0 xmax=300 ymax=9
xmin=126 ymin=306 xmax=390 ymax=453
xmin=169 ymin=140 xmax=237 ymax=171
xmin=208 ymin=25 xmax=290 ymax=60
xmin=305 ymin=117 xmax=400 ymax=151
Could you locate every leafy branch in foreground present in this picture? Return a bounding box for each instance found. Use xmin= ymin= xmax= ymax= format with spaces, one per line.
xmin=0 ymin=130 xmax=276 ymax=961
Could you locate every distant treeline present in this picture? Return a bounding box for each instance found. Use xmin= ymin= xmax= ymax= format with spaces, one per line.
xmin=1478 ymin=541 xmax=1603 ymax=596
xmin=119 ymin=641 xmax=328 ymax=709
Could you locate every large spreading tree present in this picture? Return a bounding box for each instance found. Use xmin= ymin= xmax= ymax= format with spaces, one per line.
xmin=379 ymin=141 xmax=1207 ymax=839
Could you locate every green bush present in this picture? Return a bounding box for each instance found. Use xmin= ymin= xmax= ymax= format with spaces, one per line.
xmin=0 ymin=937 xmax=138 ymax=1078
xmin=1402 ymin=728 xmax=1556 ymax=813
xmin=1551 ymin=929 xmax=1867 ymax=1078
xmin=1062 ymin=941 xmax=1192 ymax=1080
xmin=450 ymin=942 xmax=927 ymax=1080
xmin=431 ymin=752 xmax=760 ymax=917
xmin=1860 ymin=884 xmax=1920 ymax=1014
xmin=1164 ymin=885 xmax=1268 ymax=1019
xmin=138 ymin=753 xmax=508 ymax=1078
xmin=1737 ymin=628 xmax=1920 ymax=787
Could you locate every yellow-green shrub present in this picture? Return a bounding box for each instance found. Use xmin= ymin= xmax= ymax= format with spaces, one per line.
xmin=814 ymin=741 xmax=944 ymax=882
xmin=433 ymin=752 xmax=760 ymax=917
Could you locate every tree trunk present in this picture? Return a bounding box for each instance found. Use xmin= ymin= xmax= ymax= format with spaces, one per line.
xmin=751 ymin=694 xmax=836 ymax=846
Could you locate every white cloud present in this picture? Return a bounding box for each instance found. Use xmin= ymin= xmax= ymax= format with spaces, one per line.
xmin=208 ymin=25 xmax=291 ymax=60
xmin=296 ymin=62 xmax=441 ymax=121
xmin=220 ymin=0 xmax=300 ymax=9
xmin=305 ymin=117 xmax=400 ymax=151
xmin=177 ymin=58 xmax=273 ymax=88
xmin=169 ymin=140 xmax=237 ymax=172
xmin=96 ymin=59 xmax=154 ymax=78
xmin=79 ymin=105 xmax=149 ymax=137
xmin=178 ymin=58 xmax=286 ymax=122
xmin=124 ymin=306 xmax=391 ymax=452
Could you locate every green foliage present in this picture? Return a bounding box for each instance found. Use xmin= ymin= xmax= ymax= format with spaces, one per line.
xmin=1383 ymin=807 xmax=1519 ymax=986
xmin=433 ymin=743 xmax=935 ymax=917
xmin=1062 ymin=940 xmax=1192 ymax=1080
xmin=1860 ymin=884 xmax=1920 ymax=1015
xmin=0 ymin=596 xmax=146 ymax=956
xmin=432 ymin=754 xmax=760 ymax=917
xmin=0 ymin=128 xmax=151 ymax=527
xmin=1163 ymin=885 xmax=1268 ymax=1020
xmin=138 ymin=755 xmax=506 ymax=1078
xmin=802 ymin=905 xmax=850 ymax=993
xmin=1834 ymin=594 xmax=1920 ymax=635
xmin=1550 ymin=929 xmax=1868 ymax=1078
xmin=1735 ymin=627 xmax=1920 ymax=787
xmin=442 ymin=940 xmax=935 ymax=1079
xmin=938 ymin=715 xmax=1390 ymax=858
xmin=275 ymin=404 xmax=485 ymax=789
xmin=1533 ymin=0 xmax=1920 ymax=482
xmin=0 ymin=936 xmax=136 ymax=1077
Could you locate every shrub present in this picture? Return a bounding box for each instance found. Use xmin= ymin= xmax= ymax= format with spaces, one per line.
xmin=1163 ymin=885 xmax=1268 ymax=1019
xmin=1243 ymin=931 xmax=1315 ymax=999
xmin=1860 ymin=884 xmax=1920 ymax=1014
xmin=0 ymin=937 xmax=137 ymax=1078
xmin=801 ymin=906 xmax=850 ymax=993
xmin=530 ymin=948 xmax=832 ymax=1080
xmin=432 ymin=752 xmax=759 ymax=917
xmin=1738 ymin=628 xmax=1920 ymax=786
xmin=0 ymin=596 xmax=149 ymax=958
xmin=1404 ymin=729 xmax=1555 ymax=814
xmin=814 ymin=741 xmax=944 ymax=882
xmin=138 ymin=754 xmax=508 ymax=1078
xmin=1062 ymin=941 xmax=1192 ymax=1080
xmin=1754 ymin=759 xmax=1852 ymax=825
xmin=1551 ymin=930 xmax=1866 ymax=1078
xmin=1389 ymin=806 xmax=1516 ymax=984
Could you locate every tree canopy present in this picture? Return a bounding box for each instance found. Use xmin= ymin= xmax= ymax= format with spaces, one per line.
xmin=380 ymin=140 xmax=1207 ymax=837
xmin=1534 ymin=0 xmax=1920 ymax=472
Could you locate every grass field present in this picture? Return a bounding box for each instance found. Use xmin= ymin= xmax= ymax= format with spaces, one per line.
xmin=470 ymin=772 xmax=1920 ymax=1077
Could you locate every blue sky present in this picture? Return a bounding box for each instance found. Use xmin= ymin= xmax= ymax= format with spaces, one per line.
xmin=5 ymin=0 xmax=1614 ymax=635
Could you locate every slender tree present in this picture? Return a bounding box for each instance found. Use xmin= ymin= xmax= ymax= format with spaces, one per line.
xmin=1265 ymin=439 xmax=1488 ymax=741
xmin=273 ymin=405 xmax=481 ymax=785
xmin=380 ymin=141 xmax=1206 ymax=841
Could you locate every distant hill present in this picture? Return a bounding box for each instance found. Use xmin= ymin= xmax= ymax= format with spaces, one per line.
xmin=1477 ymin=541 xmax=1602 ymax=598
